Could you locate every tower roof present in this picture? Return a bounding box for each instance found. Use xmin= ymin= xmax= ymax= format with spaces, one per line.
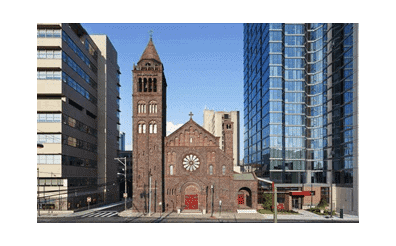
xmin=139 ymin=38 xmax=161 ymax=64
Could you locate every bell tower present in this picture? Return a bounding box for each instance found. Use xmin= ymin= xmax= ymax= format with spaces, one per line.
xmin=132 ymin=36 xmax=167 ymax=213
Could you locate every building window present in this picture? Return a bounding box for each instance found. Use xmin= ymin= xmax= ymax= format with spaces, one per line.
xmin=37 ymin=50 xmax=61 ymax=59
xmin=62 ymin=31 xmax=97 ymax=74
xmin=37 ymin=113 xmax=62 ymax=123
xmin=37 ymin=134 xmax=61 ymax=144
xmin=62 ymin=72 xmax=97 ymax=105
xmin=149 ymin=122 xmax=157 ymax=134
xmin=37 ymin=155 xmax=62 ymax=164
xmin=144 ymin=78 xmax=148 ymax=92
xmin=62 ymin=51 xmax=97 ymax=89
xmin=138 ymin=103 xmax=146 ymax=114
xmin=149 ymin=103 xmax=158 ymax=114
xmin=138 ymin=78 xmax=142 ymax=92
xmin=37 ymin=29 xmax=61 ymax=38
xmin=153 ymin=78 xmax=157 ymax=92
xmin=37 ymin=71 xmax=61 ymax=80
xmin=222 ymin=165 xmax=226 ymax=175
xmin=170 ymin=165 xmax=174 ymax=175
xmin=209 ymin=165 xmax=213 ymax=175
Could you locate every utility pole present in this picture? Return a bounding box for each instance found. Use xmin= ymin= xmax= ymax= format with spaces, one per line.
xmin=149 ymin=174 xmax=152 ymax=215
xmin=274 ymin=186 xmax=277 ymax=223
xmin=115 ymin=157 xmax=127 ymax=211
xmin=330 ymin=181 xmax=333 ymax=218
xmin=211 ymin=185 xmax=214 ymax=217
xmin=37 ymin=168 xmax=40 ymax=216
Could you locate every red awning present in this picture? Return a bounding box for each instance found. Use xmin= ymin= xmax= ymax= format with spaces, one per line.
xmin=290 ymin=191 xmax=311 ymax=196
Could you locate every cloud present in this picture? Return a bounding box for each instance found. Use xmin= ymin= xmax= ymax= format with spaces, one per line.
xmin=167 ymin=121 xmax=183 ymax=136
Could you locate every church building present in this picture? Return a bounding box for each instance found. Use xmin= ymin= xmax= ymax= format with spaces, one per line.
xmin=132 ymin=37 xmax=258 ymax=214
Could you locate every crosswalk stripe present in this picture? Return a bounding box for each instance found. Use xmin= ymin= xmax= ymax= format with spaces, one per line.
xmin=81 ymin=213 xmax=95 ymax=218
xmin=80 ymin=211 xmax=118 ymax=218
xmin=103 ymin=212 xmax=118 ymax=217
xmin=93 ymin=212 xmax=107 ymax=217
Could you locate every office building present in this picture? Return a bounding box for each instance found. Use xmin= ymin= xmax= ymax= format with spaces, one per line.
xmin=203 ymin=109 xmax=240 ymax=172
xmin=37 ymin=23 xmax=121 ymax=210
xmin=119 ymin=131 xmax=126 ymax=151
xmin=243 ymin=23 xmax=358 ymax=215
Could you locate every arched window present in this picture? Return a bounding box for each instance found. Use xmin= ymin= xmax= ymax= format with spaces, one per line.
xmin=170 ymin=165 xmax=174 ymax=175
xmin=149 ymin=123 xmax=153 ymax=134
xmin=209 ymin=165 xmax=213 ymax=175
xmin=143 ymin=78 xmax=147 ymax=92
xmin=153 ymin=78 xmax=157 ymax=92
xmin=142 ymin=124 xmax=146 ymax=133
xmin=222 ymin=165 xmax=226 ymax=175
xmin=149 ymin=101 xmax=158 ymax=114
xmin=138 ymin=124 xmax=142 ymax=133
xmin=153 ymin=123 xmax=157 ymax=133
xmin=138 ymin=103 xmax=146 ymax=114
xmin=138 ymin=78 xmax=142 ymax=92
xmin=148 ymin=78 xmax=152 ymax=92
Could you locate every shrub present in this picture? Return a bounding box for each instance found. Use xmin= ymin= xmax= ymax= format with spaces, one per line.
xmin=318 ymin=198 xmax=329 ymax=208
xmin=262 ymin=193 xmax=273 ymax=210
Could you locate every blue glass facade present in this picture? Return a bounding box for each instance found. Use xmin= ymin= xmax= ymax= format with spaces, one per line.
xmin=243 ymin=23 xmax=358 ymax=185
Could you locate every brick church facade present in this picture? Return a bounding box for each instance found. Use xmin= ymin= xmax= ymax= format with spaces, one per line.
xmin=132 ymin=37 xmax=258 ymax=214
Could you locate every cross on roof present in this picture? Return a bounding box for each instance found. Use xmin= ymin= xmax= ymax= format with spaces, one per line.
xmin=189 ymin=112 xmax=193 ymax=119
xmin=149 ymin=30 xmax=153 ymax=40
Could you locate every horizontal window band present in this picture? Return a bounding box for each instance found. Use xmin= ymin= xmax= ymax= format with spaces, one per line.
xmin=37 ymin=95 xmax=63 ymax=99
xmin=37 ymin=111 xmax=62 ymax=114
xmin=37 ymin=67 xmax=61 ymax=71
xmin=37 ymin=24 xmax=62 ymax=29
xmin=37 ymin=46 xmax=62 ymax=50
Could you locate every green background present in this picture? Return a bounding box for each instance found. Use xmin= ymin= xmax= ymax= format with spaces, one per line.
xmin=1 ymin=0 xmax=395 ymax=245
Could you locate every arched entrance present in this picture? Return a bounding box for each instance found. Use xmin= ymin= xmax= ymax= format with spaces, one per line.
xmin=184 ymin=184 xmax=199 ymax=210
xmin=237 ymin=187 xmax=252 ymax=208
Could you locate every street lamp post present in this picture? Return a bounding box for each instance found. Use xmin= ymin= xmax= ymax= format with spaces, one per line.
xmin=37 ymin=168 xmax=40 ymax=216
xmin=211 ymin=185 xmax=214 ymax=217
xmin=37 ymin=143 xmax=43 ymax=216
xmin=115 ymin=157 xmax=127 ymax=211
xmin=274 ymin=186 xmax=277 ymax=223
xmin=329 ymin=150 xmax=335 ymax=218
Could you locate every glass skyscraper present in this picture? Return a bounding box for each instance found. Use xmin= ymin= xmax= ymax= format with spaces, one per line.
xmin=244 ymin=23 xmax=358 ymax=214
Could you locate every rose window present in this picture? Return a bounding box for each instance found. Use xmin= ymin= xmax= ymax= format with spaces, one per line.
xmin=183 ymin=154 xmax=200 ymax=172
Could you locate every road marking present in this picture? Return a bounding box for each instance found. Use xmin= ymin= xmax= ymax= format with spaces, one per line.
xmin=80 ymin=211 xmax=119 ymax=218
xmin=103 ymin=212 xmax=118 ymax=217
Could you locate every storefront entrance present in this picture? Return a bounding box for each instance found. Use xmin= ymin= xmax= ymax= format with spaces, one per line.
xmin=292 ymin=197 xmax=302 ymax=209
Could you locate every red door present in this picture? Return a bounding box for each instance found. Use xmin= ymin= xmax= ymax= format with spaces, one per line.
xmin=185 ymin=195 xmax=198 ymax=209
xmin=238 ymin=194 xmax=245 ymax=205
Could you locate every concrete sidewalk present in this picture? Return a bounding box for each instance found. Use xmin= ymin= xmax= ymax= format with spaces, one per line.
xmin=118 ymin=209 xmax=359 ymax=222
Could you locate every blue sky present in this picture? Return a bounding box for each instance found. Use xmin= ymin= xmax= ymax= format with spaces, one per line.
xmin=82 ymin=23 xmax=244 ymax=155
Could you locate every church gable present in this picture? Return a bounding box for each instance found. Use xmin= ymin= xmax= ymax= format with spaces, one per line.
xmin=165 ymin=119 xmax=219 ymax=147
